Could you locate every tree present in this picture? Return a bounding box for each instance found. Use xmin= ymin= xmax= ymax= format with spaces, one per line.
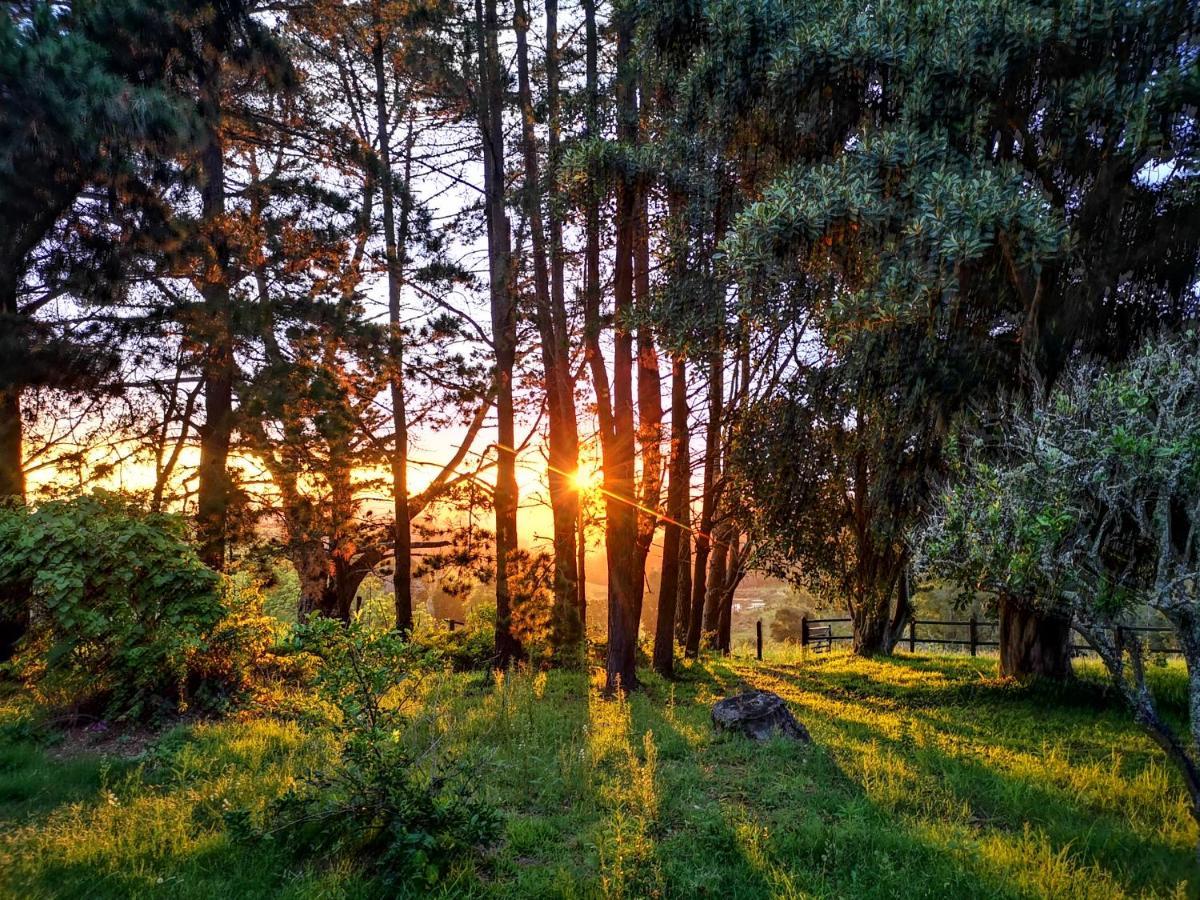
xmin=513 ymin=0 xmax=583 ymax=660
xmin=920 ymin=333 xmax=1200 ymax=850
xmin=717 ymin=0 xmax=1200 ymax=670
xmin=0 ymin=0 xmax=228 ymax=659
xmin=472 ymin=0 xmax=522 ymax=666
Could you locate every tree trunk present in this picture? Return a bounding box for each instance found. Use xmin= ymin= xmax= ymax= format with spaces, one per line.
xmin=0 ymin=387 xmax=23 ymax=502
xmin=600 ymin=1 xmax=641 ymax=694
xmin=850 ymin=562 xmax=913 ymax=655
xmin=545 ymin=0 xmax=582 ymax=653
xmin=0 ymin=353 xmax=28 ymax=660
xmin=998 ymin=594 xmax=1073 ymax=680
xmin=196 ymin=65 xmax=234 ymax=573
xmin=703 ymin=521 xmax=730 ymax=647
xmin=685 ymin=344 xmax=722 ymax=657
xmin=295 ymin=540 xmax=333 ymax=622
xmin=633 ymin=191 xmax=663 ymax=601
xmin=674 ymin=522 xmax=692 ymax=644
xmin=579 ymin=0 xmax=602 ymax=647
xmin=370 ymin=9 xmax=415 ymax=635
xmin=475 ymin=0 xmax=522 ymax=667
xmin=515 ymin=0 xmax=581 ymax=659
xmin=716 ymin=533 xmax=743 ymax=654
xmin=653 ymin=354 xmax=689 ymax=677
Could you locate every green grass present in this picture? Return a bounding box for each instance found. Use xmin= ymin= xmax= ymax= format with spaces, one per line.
xmin=0 ymin=651 xmax=1195 ymax=898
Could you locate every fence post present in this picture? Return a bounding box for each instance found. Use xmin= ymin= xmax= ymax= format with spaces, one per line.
xmin=756 ymin=620 xmax=763 ymax=661
xmin=448 ymin=619 xmax=457 ymax=632
xmin=909 ymin=618 xmax=916 ymax=653
xmin=969 ymin=615 xmax=977 ymax=657
xmin=801 ymin=616 xmax=809 ymax=648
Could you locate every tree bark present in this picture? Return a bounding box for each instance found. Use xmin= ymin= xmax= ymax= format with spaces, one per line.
xmin=685 ymin=343 xmax=722 ymax=657
xmin=0 ymin=382 xmax=22 ymax=504
xmin=475 ymin=0 xmax=522 ymax=667
xmin=0 ymin=289 xmax=23 ymax=501
xmin=633 ymin=188 xmax=664 ymax=611
xmin=515 ymin=0 xmax=581 ymax=659
xmin=594 ymin=0 xmax=642 ymax=693
xmin=196 ymin=62 xmax=235 ymax=573
xmin=653 ymin=354 xmax=689 ymax=677
xmin=371 ymin=6 xmax=415 ymax=634
xmin=998 ymin=594 xmax=1073 ymax=680
xmin=702 ymin=520 xmax=730 ymax=646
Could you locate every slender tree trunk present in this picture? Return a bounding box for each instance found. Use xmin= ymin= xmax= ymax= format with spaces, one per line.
xmin=0 ymin=327 xmax=26 ymax=659
xmin=545 ymin=0 xmax=582 ymax=652
xmin=0 ymin=387 xmax=20 ymax=504
xmin=653 ymin=355 xmax=689 ymax=676
xmin=475 ymin=0 xmax=522 ymax=666
xmin=515 ymin=0 xmax=581 ymax=658
xmin=703 ymin=520 xmax=730 ymax=645
xmin=579 ymin=0 xmax=603 ymax=646
xmin=196 ymin=66 xmax=234 ymax=573
xmin=674 ymin=516 xmax=692 ymax=644
xmin=633 ymin=188 xmax=664 ymax=609
xmin=685 ymin=343 xmax=722 ymax=657
xmin=998 ymin=594 xmax=1073 ymax=680
xmin=0 ymin=279 xmax=22 ymax=502
xmin=371 ymin=10 xmax=415 ymax=634
xmin=600 ymin=2 xmax=642 ymax=694
xmin=717 ymin=533 xmax=741 ymax=653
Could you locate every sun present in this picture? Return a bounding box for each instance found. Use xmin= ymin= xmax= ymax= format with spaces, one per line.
xmin=571 ymin=467 xmax=599 ymax=491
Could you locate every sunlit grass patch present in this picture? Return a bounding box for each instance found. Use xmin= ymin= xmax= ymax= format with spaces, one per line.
xmin=0 ymin=652 xmax=1195 ymax=897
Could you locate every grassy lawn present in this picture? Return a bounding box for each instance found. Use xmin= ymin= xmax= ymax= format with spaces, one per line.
xmin=0 ymin=651 xmax=1194 ymax=898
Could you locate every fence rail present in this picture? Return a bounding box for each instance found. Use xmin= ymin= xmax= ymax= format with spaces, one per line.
xmin=754 ymin=615 xmax=1183 ymax=659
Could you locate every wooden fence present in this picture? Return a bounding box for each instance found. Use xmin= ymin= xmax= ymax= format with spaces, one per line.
xmin=750 ymin=615 xmax=1182 ymax=660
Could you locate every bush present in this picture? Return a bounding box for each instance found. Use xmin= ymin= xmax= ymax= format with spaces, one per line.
xmin=411 ymin=603 xmax=496 ymax=671
xmin=249 ymin=619 xmax=498 ymax=884
xmin=0 ymin=493 xmax=271 ymax=718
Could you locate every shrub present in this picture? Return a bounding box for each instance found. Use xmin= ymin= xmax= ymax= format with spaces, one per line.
xmin=0 ymin=493 xmax=270 ymax=718
xmin=411 ymin=603 xmax=496 ymax=671
xmin=250 ymin=619 xmax=498 ymax=884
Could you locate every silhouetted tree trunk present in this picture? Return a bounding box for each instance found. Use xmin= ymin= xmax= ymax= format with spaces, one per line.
xmin=474 ymin=0 xmax=522 ymax=666
xmin=196 ymin=63 xmax=235 ymax=573
xmin=685 ymin=343 xmax=722 ymax=657
xmin=0 ymin=302 xmax=22 ymax=502
xmin=633 ymin=189 xmax=664 ymax=614
xmin=515 ymin=0 xmax=582 ymax=658
xmin=371 ymin=5 xmax=415 ymax=633
xmin=703 ymin=520 xmax=730 ymax=646
xmin=654 ymin=354 xmax=689 ymax=676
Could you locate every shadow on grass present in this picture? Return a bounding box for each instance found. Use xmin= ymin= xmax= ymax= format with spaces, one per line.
xmin=733 ymin=655 xmax=1195 ymax=896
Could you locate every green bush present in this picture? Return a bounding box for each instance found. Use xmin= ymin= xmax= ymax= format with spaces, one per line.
xmin=249 ymin=619 xmax=498 ymax=884
xmin=411 ymin=603 xmax=496 ymax=671
xmin=0 ymin=493 xmax=267 ymax=718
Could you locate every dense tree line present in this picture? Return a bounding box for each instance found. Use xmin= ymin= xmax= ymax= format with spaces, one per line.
xmin=2 ymin=0 xmax=1197 ymax=706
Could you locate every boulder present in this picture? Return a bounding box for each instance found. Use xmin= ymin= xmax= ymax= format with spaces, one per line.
xmin=711 ymin=690 xmax=811 ymax=742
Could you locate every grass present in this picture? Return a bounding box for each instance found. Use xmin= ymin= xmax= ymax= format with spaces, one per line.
xmin=0 ymin=650 xmax=1195 ymax=898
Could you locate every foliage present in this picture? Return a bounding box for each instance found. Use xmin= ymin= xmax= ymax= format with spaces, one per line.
xmin=411 ymin=603 xmax=498 ymax=672
xmin=920 ymin=331 xmax=1200 ymax=827
xmin=0 ymin=493 xmax=233 ymax=718
xmin=250 ymin=619 xmax=498 ymax=884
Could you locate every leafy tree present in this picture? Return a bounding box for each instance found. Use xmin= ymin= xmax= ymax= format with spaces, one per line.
xmin=708 ymin=0 xmax=1200 ymax=665
xmin=920 ymin=333 xmax=1200 ymax=842
xmin=0 ymin=493 xmax=225 ymax=717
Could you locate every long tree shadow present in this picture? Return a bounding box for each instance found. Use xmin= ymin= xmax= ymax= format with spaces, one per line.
xmin=734 ymin=656 xmax=1196 ymax=895
xmin=621 ymin=665 xmax=1039 ymax=899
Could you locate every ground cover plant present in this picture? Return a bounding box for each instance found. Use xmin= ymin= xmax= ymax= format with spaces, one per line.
xmin=0 ymin=649 xmax=1194 ymax=899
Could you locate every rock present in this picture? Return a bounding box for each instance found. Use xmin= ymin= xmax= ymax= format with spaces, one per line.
xmin=711 ymin=690 xmax=811 ymax=742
